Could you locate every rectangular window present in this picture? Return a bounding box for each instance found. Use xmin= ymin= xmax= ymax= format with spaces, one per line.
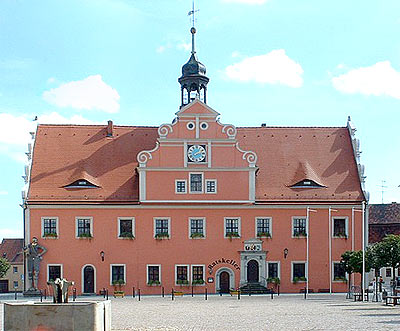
xmin=292 ymin=217 xmax=307 ymax=237
xmin=256 ymin=217 xmax=271 ymax=237
xmin=13 ymin=266 xmax=18 ymax=273
xmin=154 ymin=218 xmax=170 ymax=239
xmin=147 ymin=265 xmax=160 ymax=284
xmin=76 ymin=217 xmax=92 ymax=237
xmin=386 ymin=268 xmax=392 ymax=278
xmin=205 ymin=180 xmax=217 ymax=193
xmin=176 ymin=265 xmax=189 ymax=285
xmin=292 ymin=262 xmax=306 ymax=281
xmin=189 ymin=218 xmax=205 ymax=238
xmin=42 ymin=217 xmax=58 ymax=238
xmin=333 ymin=262 xmax=346 ymax=281
xmin=111 ymin=265 xmax=125 ymax=284
xmin=118 ymin=218 xmax=134 ymax=238
xmin=13 ymin=281 xmax=18 ymax=288
xmin=224 ymin=217 xmax=240 ymax=238
xmin=175 ymin=180 xmax=187 ymax=193
xmin=48 ymin=265 xmax=62 ymax=282
xmin=268 ymin=262 xmax=279 ymax=279
xmin=190 ymin=173 xmax=203 ymax=193
xmin=192 ymin=265 xmax=205 ymax=285
xmin=333 ymin=218 xmax=347 ymax=238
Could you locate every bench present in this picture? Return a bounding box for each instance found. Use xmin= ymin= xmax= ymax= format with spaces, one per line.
xmin=353 ymin=292 xmax=369 ymax=302
xmin=385 ymin=296 xmax=400 ymax=306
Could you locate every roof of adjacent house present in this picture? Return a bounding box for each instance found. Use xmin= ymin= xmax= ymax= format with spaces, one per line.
xmin=0 ymin=239 xmax=23 ymax=263
xmin=28 ymin=123 xmax=364 ymax=203
xmin=369 ymin=203 xmax=400 ymax=224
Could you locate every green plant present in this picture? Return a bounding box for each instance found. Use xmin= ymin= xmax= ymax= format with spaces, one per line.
xmin=155 ymin=232 xmax=169 ymax=239
xmin=176 ymin=279 xmax=189 ymax=285
xmin=78 ymin=233 xmax=92 ymax=238
xmin=190 ymin=232 xmax=205 ymax=238
xmin=112 ymin=279 xmax=126 ymax=286
xmin=333 ymin=276 xmax=347 ymax=282
xmin=293 ymin=231 xmax=307 ymax=237
xmin=43 ymin=232 xmax=58 ymax=238
xmin=147 ymin=280 xmax=161 ymax=286
xmin=293 ymin=276 xmax=307 ymax=283
xmin=119 ymin=232 xmax=134 ymax=239
xmin=267 ymin=277 xmax=280 ymax=285
xmin=257 ymin=232 xmax=271 ymax=238
xmin=192 ymin=279 xmax=205 ymax=285
xmin=226 ymin=232 xmax=240 ymax=238
xmin=114 ymin=290 xmax=124 ymax=294
xmin=0 ymin=257 xmax=10 ymax=278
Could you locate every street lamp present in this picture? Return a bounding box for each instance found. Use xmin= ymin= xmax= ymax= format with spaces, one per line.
xmin=100 ymin=251 xmax=105 ymax=262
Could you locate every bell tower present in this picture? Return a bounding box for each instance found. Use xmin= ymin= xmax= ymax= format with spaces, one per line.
xmin=178 ymin=5 xmax=209 ymax=108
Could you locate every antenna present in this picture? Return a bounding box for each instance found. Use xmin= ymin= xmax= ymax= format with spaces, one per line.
xmin=379 ymin=180 xmax=387 ymax=204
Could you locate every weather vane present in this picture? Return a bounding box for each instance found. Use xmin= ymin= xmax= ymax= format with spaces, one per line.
xmin=188 ymin=0 xmax=199 ymax=28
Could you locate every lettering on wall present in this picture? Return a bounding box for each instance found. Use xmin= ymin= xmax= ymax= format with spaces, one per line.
xmin=208 ymin=258 xmax=240 ymax=273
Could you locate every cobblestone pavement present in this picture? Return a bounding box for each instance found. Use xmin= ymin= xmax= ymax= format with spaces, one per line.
xmin=1 ymin=293 xmax=400 ymax=330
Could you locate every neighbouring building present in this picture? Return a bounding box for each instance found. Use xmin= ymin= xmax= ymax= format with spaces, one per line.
xmin=0 ymin=239 xmax=24 ymax=292
xmin=22 ymin=26 xmax=368 ymax=295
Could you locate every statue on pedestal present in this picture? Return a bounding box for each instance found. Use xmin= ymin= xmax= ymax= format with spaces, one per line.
xmin=24 ymin=237 xmax=47 ymax=293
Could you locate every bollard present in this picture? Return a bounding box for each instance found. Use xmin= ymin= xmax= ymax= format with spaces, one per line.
xmin=133 ymin=287 xmax=135 ymax=298
xmin=73 ymin=288 xmax=76 ymax=301
xmin=138 ymin=289 xmax=141 ymax=301
xmin=238 ymin=289 xmax=240 ymax=300
xmin=172 ymin=289 xmax=174 ymax=301
xmin=304 ymin=287 xmax=307 ymax=300
xmin=14 ymin=289 xmax=17 ymax=300
xmin=205 ymin=288 xmax=208 ymax=300
xmin=271 ymin=290 xmax=274 ymax=300
xmin=106 ymin=289 xmax=109 ymax=300
xmin=220 ymin=289 xmax=222 ymax=296
xmin=103 ymin=288 xmax=106 ymax=299
xmin=44 ymin=288 xmax=47 ymax=300
xmin=249 ymin=287 xmax=251 ymax=296
xmin=40 ymin=290 xmax=43 ymax=302
xmin=192 ymin=286 xmax=194 ymax=297
xmin=162 ymin=287 xmax=164 ymax=298
xmin=278 ymin=285 xmax=280 ymax=296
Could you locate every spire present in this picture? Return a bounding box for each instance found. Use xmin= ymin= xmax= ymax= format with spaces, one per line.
xmin=178 ymin=2 xmax=209 ymax=108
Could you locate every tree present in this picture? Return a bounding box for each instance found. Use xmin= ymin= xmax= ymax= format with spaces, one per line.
xmin=0 ymin=257 xmax=10 ymax=278
xmin=341 ymin=251 xmax=355 ymax=297
xmin=373 ymin=234 xmax=400 ymax=294
xmin=341 ymin=250 xmax=371 ymax=295
xmin=367 ymin=243 xmax=386 ymax=301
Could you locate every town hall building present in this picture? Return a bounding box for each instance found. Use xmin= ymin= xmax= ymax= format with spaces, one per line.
xmin=22 ymin=26 xmax=367 ymax=295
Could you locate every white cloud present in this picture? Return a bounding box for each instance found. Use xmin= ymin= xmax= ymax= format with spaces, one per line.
xmin=224 ymin=49 xmax=304 ymax=87
xmin=0 ymin=190 xmax=8 ymax=195
xmin=222 ymin=0 xmax=268 ymax=4
xmin=156 ymin=46 xmax=167 ymax=53
xmin=43 ymin=75 xmax=120 ymax=113
xmin=332 ymin=61 xmax=400 ymax=99
xmin=177 ymin=42 xmax=191 ymax=52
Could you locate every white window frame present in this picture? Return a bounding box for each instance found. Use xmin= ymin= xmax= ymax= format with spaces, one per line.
xmin=75 ymin=217 xmax=93 ymax=238
xmin=267 ymin=261 xmax=280 ymax=279
xmin=110 ymin=264 xmax=126 ymax=285
xmin=175 ymin=179 xmax=187 ymax=194
xmin=47 ymin=264 xmax=63 ymax=282
xmin=175 ymin=264 xmax=190 ymax=285
xmin=191 ymin=264 xmax=206 ymax=285
xmin=189 ymin=172 xmax=204 ymax=194
xmin=255 ymin=217 xmax=272 ymax=238
xmin=13 ymin=266 xmax=18 ymax=273
xmin=332 ymin=217 xmax=349 ymax=238
xmin=146 ymin=264 xmax=162 ymax=284
xmin=117 ymin=217 xmax=135 ymax=239
xmin=332 ymin=261 xmax=348 ymax=282
xmin=224 ymin=217 xmax=241 ymax=238
xmin=205 ymin=179 xmax=217 ymax=194
xmin=41 ymin=217 xmax=59 ymax=239
xmin=188 ymin=217 xmax=206 ymax=239
xmin=292 ymin=216 xmax=307 ymax=238
xmin=291 ymin=261 xmax=308 ymax=282
xmin=153 ymin=217 xmax=171 ymax=239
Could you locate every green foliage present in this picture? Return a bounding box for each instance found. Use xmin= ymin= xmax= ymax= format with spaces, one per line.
xmin=226 ymin=232 xmax=240 ymax=238
xmin=43 ymin=232 xmax=58 ymax=238
xmin=112 ymin=279 xmax=126 ymax=285
xmin=192 ymin=279 xmax=205 ymax=285
xmin=155 ymin=232 xmax=169 ymax=239
xmin=176 ymin=279 xmax=189 ymax=285
xmin=78 ymin=233 xmax=92 ymax=238
xmin=257 ymin=232 xmax=271 ymax=238
xmin=373 ymin=234 xmax=400 ymax=269
xmin=293 ymin=231 xmax=307 ymax=237
xmin=190 ymin=232 xmax=204 ymax=238
xmin=0 ymin=257 xmax=10 ymax=278
xmin=119 ymin=232 xmax=134 ymax=239
xmin=293 ymin=276 xmax=307 ymax=283
xmin=147 ymin=280 xmax=161 ymax=286
xmin=267 ymin=277 xmax=280 ymax=285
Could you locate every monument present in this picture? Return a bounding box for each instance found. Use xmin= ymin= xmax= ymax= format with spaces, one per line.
xmin=23 ymin=237 xmax=47 ymax=296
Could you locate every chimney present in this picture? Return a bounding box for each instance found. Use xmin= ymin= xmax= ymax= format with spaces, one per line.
xmin=261 ymin=123 xmax=266 ymax=127
xmin=106 ymin=120 xmax=113 ymax=137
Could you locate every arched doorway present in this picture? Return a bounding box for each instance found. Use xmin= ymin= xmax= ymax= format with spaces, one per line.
xmin=247 ymin=260 xmax=259 ymax=283
xmin=219 ymin=271 xmax=230 ymax=293
xmin=83 ymin=265 xmax=95 ymax=294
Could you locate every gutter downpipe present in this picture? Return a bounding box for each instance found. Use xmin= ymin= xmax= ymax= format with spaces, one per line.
xmin=362 ymin=201 xmax=366 ymax=302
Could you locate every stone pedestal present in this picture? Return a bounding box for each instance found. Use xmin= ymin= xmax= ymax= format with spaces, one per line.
xmin=4 ymin=301 xmax=111 ymax=331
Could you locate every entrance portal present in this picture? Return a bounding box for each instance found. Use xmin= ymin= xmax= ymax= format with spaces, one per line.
xmin=83 ymin=265 xmax=95 ymax=294
xmin=247 ymin=259 xmax=259 ymax=283
xmin=219 ymin=271 xmax=230 ymax=293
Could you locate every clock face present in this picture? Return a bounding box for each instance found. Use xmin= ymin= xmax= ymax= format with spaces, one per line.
xmin=187 ymin=145 xmax=206 ymax=163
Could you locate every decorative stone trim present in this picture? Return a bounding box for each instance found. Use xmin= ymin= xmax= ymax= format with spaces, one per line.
xmin=137 ymin=142 xmax=160 ymax=167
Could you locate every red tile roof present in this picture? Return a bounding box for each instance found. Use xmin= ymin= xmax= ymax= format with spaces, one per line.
xmin=369 ymin=203 xmax=400 ymax=224
xmin=28 ymin=124 xmax=364 ymax=203
xmin=0 ymin=239 xmax=23 ymax=263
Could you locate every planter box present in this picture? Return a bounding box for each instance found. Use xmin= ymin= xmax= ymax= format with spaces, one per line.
xmin=4 ymin=301 xmax=111 ymax=331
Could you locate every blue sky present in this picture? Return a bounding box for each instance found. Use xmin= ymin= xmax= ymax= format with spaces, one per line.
xmin=0 ymin=0 xmax=399 ymax=240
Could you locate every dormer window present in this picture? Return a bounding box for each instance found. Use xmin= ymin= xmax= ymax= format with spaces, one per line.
xmin=291 ymin=179 xmax=324 ymax=188
xmin=64 ymin=179 xmax=99 ymax=189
